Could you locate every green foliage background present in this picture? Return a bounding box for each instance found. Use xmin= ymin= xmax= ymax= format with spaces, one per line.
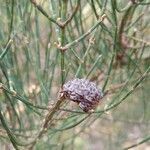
xmin=0 ymin=0 xmax=150 ymax=149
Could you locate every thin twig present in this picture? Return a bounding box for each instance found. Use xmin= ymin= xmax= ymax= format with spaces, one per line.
xmin=58 ymin=14 xmax=106 ymax=51
xmin=123 ymin=135 xmax=150 ymax=150
xmin=28 ymin=96 xmax=65 ymax=149
xmin=0 ymin=39 xmax=13 ymax=61
xmin=0 ymin=82 xmax=49 ymax=110
xmin=61 ymin=0 xmax=80 ymax=27
xmin=30 ymin=0 xmax=60 ymax=27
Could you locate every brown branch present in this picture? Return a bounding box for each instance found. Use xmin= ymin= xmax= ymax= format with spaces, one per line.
xmin=28 ymin=95 xmax=65 ymax=149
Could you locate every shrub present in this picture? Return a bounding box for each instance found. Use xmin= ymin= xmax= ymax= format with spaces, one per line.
xmin=0 ymin=0 xmax=150 ymax=149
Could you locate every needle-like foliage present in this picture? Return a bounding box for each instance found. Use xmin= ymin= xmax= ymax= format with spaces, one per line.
xmin=0 ymin=0 xmax=150 ymax=149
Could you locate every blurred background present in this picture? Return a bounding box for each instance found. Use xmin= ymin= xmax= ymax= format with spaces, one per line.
xmin=0 ymin=0 xmax=150 ymax=149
